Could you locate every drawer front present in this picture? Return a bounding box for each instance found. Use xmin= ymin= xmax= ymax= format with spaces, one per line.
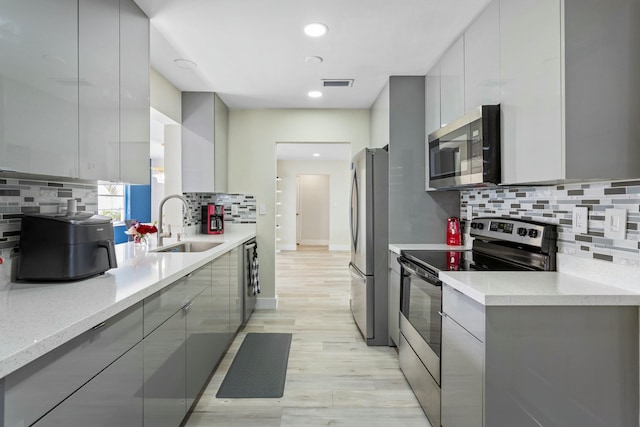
xmin=399 ymin=333 xmax=441 ymax=427
xmin=144 ymin=264 xmax=212 ymax=337
xmin=4 ymin=302 xmax=143 ymax=427
xmin=442 ymin=283 xmax=485 ymax=342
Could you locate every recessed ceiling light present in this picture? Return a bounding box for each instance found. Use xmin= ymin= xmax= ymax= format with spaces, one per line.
xmin=308 ymin=91 xmax=323 ymax=98
xmin=305 ymin=56 xmax=324 ymax=64
xmin=174 ymin=59 xmax=197 ymax=70
xmin=304 ymin=23 xmax=328 ymax=37
xmin=313 ymin=153 xmax=320 ymax=157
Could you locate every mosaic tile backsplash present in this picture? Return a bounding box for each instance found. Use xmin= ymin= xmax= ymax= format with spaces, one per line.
xmin=183 ymin=192 xmax=257 ymax=228
xmin=0 ymin=177 xmax=98 ymax=254
xmin=461 ymin=179 xmax=640 ymax=266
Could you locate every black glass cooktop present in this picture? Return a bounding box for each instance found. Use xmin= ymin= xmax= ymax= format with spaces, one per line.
xmin=402 ymin=249 xmax=473 ymax=273
xmin=402 ymin=248 xmax=536 ymax=273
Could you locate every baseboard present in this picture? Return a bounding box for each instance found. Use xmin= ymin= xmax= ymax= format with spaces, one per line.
xmin=278 ymin=243 xmax=297 ymax=251
xmin=299 ymin=239 xmax=329 ymax=246
xmin=256 ymin=297 xmax=278 ymax=310
xmin=329 ymin=244 xmax=349 ymax=251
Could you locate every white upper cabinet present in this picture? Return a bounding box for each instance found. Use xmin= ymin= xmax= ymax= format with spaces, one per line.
xmin=499 ymin=0 xmax=640 ymax=184
xmin=182 ymin=92 xmax=229 ymax=193
xmin=439 ymin=37 xmax=465 ymax=127
xmin=500 ymin=0 xmax=563 ymax=184
xmin=0 ymin=0 xmax=149 ymax=183
xmin=120 ymin=0 xmax=150 ymax=185
xmin=464 ymin=0 xmax=500 ymax=110
xmin=0 ymin=0 xmax=79 ymax=177
xmin=78 ymin=0 xmax=120 ymax=182
xmin=425 ymin=64 xmax=441 ymax=137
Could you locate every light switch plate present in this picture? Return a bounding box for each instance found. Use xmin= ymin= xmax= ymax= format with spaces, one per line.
xmin=604 ymin=208 xmax=627 ymax=240
xmin=231 ymin=204 xmax=239 ymax=215
xmin=572 ymin=206 xmax=588 ymax=234
xmin=259 ymin=203 xmax=266 ymax=215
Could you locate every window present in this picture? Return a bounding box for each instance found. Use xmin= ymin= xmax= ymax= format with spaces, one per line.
xmin=98 ymin=182 xmax=125 ymax=223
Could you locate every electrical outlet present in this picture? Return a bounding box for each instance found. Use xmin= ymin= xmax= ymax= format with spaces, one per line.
xmin=259 ymin=203 xmax=266 ymax=215
xmin=604 ymin=208 xmax=627 ymax=240
xmin=231 ymin=204 xmax=239 ymax=215
xmin=466 ymin=206 xmax=473 ymax=221
xmin=572 ymin=206 xmax=588 ymax=234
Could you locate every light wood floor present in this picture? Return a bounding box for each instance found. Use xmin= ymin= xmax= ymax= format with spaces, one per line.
xmin=184 ymin=245 xmax=431 ymax=427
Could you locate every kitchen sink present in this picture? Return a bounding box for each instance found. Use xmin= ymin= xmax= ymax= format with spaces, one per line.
xmin=150 ymin=241 xmax=222 ymax=253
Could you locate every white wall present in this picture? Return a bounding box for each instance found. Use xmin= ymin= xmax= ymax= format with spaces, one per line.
xmin=150 ymin=68 xmax=181 ymax=123
xmin=370 ymin=81 xmax=390 ymax=149
xmin=228 ymin=109 xmax=370 ymax=306
xmin=150 ymin=69 xmax=183 ymax=228
xmin=277 ymin=160 xmax=350 ymax=250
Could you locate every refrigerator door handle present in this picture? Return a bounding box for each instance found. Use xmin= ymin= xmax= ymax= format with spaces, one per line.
xmin=350 ymin=169 xmax=359 ymax=250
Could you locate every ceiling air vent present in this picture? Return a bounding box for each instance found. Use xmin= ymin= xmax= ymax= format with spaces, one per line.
xmin=322 ymin=79 xmax=354 ymax=88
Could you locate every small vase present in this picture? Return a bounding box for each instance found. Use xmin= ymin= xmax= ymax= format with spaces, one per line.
xmin=134 ymin=234 xmax=147 ymax=246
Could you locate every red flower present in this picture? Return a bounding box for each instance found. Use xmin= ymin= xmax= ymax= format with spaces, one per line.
xmin=136 ymin=224 xmax=158 ymax=235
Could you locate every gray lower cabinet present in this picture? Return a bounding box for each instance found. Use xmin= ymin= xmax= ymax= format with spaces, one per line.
xmin=186 ymin=285 xmax=215 ymax=409
xmin=387 ymin=251 xmax=401 ymax=346
xmin=441 ymin=314 xmax=483 ymax=427
xmin=2 ymin=248 xmax=245 ymax=427
xmin=212 ymin=252 xmax=231 ymax=357
xmin=143 ymin=308 xmax=187 ymax=427
xmin=33 ymin=343 xmax=143 ymax=426
xmin=3 ymin=302 xmax=143 ymax=427
xmin=229 ymin=247 xmax=242 ymax=334
xmin=441 ymin=282 xmax=639 ymax=427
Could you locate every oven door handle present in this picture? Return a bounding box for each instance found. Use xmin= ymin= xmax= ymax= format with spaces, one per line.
xmin=397 ymin=256 xmax=441 ymax=285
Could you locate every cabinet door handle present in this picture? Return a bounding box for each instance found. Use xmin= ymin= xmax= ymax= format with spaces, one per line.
xmin=182 ymin=302 xmax=193 ymax=312
xmin=438 ymin=311 xmax=447 ymax=318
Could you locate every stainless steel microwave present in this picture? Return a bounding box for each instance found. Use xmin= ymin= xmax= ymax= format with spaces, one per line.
xmin=427 ymin=105 xmax=500 ymax=189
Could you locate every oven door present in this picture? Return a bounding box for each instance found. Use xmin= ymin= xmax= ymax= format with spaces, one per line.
xmin=398 ymin=256 xmax=442 ymax=384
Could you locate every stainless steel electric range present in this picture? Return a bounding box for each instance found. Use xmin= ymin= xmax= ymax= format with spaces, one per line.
xmin=397 ymin=217 xmax=557 ymax=427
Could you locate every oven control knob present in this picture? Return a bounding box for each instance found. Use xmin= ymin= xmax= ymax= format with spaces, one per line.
xmin=476 ymin=223 xmax=484 ymax=230
xmin=470 ymin=222 xmax=478 ymax=229
xmin=528 ymin=229 xmax=539 ymax=238
xmin=517 ymin=227 xmax=527 ymax=236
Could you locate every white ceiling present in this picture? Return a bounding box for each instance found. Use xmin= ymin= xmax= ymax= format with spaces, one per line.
xmin=276 ymin=142 xmax=351 ymax=161
xmin=133 ymin=0 xmax=491 ymax=110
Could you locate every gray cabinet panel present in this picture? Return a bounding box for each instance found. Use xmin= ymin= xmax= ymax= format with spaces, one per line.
xmin=120 ymin=0 xmax=150 ymax=185
xmin=4 ymin=302 xmax=143 ymax=427
xmin=143 ymin=309 xmax=186 ymax=427
xmin=33 ymin=343 xmax=143 ymax=427
xmin=387 ymin=251 xmax=400 ymax=346
xmin=0 ymin=0 xmax=79 ymax=177
xmin=182 ymin=93 xmax=215 ymax=193
xmin=143 ymin=277 xmax=190 ymax=336
xmin=185 ymin=286 xmax=215 ymax=409
xmin=425 ymin=65 xmax=441 ymax=137
xmin=229 ymin=247 xmax=242 ymax=335
xmin=211 ymin=253 xmax=231 ymax=357
xmin=440 ymin=36 xmax=465 ymax=126
xmin=441 ymin=315 xmax=483 ymax=427
xmin=78 ymin=0 xmax=120 ymax=181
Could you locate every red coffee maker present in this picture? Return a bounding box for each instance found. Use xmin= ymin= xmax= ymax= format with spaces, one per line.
xmin=446 ymin=217 xmax=461 ymax=246
xmin=201 ymin=204 xmax=224 ymax=234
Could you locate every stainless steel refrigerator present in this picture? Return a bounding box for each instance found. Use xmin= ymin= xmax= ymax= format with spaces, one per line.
xmin=349 ymin=147 xmax=389 ymax=346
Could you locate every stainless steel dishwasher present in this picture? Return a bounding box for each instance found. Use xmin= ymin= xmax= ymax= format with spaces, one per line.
xmin=242 ymin=238 xmax=258 ymax=323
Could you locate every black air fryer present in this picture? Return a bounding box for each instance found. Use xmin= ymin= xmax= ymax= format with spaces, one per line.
xmin=17 ymin=213 xmax=118 ymax=281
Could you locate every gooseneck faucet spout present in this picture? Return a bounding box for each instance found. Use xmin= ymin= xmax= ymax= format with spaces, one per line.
xmin=157 ymin=194 xmax=190 ymax=247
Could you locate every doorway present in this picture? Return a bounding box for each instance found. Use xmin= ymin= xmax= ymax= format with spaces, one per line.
xmin=296 ymin=174 xmax=330 ymax=246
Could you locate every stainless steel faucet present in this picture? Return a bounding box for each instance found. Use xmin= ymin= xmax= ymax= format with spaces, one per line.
xmin=157 ymin=194 xmax=190 ymax=247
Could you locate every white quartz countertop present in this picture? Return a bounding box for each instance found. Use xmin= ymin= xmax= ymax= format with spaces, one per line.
xmin=389 ymin=243 xmax=472 ymax=254
xmin=0 ymin=225 xmax=255 ymax=379
xmin=439 ymin=271 xmax=640 ymax=306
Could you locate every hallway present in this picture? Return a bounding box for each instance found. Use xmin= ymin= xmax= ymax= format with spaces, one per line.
xmin=185 ymin=246 xmax=431 ymax=427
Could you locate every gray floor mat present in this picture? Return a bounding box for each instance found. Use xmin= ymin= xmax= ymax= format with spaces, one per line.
xmin=216 ymin=332 xmax=292 ymax=398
